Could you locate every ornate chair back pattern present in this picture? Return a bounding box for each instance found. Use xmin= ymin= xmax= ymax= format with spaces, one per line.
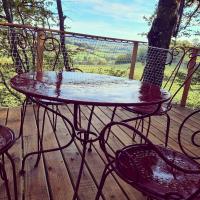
xmin=6 ymin=27 xmax=68 ymax=73
xmin=163 ymin=47 xmax=200 ymax=107
xmin=141 ymin=46 xmax=200 ymax=106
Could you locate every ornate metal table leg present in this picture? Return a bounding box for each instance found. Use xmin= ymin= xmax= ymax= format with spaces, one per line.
xmin=73 ymin=104 xmax=82 ymax=131
xmin=34 ymin=107 xmax=47 ymax=168
xmin=20 ymin=99 xmax=76 ymax=175
xmin=73 ymin=104 xmax=96 ymax=152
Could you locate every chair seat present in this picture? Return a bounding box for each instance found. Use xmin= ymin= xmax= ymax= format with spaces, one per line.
xmin=116 ymin=144 xmax=200 ymax=200
xmin=0 ymin=125 xmax=15 ymax=153
xmin=122 ymin=103 xmax=170 ymax=115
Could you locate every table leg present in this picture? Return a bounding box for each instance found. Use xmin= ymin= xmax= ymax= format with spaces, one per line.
xmin=73 ymin=104 xmax=82 ymax=131
xmin=20 ymin=99 xmax=76 ymax=175
xmin=72 ymin=104 xmax=99 ymax=199
xmin=72 ymin=135 xmax=88 ymax=200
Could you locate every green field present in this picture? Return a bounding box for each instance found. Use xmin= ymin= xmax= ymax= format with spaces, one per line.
xmin=0 ymin=57 xmax=199 ymax=108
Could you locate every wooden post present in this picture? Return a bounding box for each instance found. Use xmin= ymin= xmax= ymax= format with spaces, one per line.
xmin=180 ymin=48 xmax=199 ymax=107
xmin=129 ymin=41 xmax=139 ymax=79
xmin=36 ymin=30 xmax=45 ymax=72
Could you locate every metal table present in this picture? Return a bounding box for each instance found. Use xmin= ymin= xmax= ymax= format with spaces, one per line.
xmin=10 ymin=71 xmax=171 ymax=199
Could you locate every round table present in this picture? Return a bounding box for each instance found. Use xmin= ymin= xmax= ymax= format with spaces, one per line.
xmin=10 ymin=71 xmax=171 ymax=199
xmin=10 ymin=71 xmax=170 ymax=106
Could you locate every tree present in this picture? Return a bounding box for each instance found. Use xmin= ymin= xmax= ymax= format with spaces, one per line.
xmin=0 ymin=0 xmax=56 ymax=72
xmin=56 ymin=0 xmax=69 ymax=70
xmin=143 ymin=0 xmax=200 ymax=39
xmin=178 ymin=0 xmax=200 ymax=37
xmin=143 ymin=0 xmax=180 ymax=86
xmin=0 ymin=0 xmax=61 ymax=105
xmin=142 ymin=0 xmax=200 ymax=86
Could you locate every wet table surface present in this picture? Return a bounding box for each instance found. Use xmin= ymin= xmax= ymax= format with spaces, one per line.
xmin=10 ymin=71 xmax=171 ymax=106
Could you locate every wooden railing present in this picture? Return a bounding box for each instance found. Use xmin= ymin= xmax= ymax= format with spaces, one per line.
xmin=180 ymin=48 xmax=200 ymax=106
xmin=0 ymin=22 xmax=199 ymax=107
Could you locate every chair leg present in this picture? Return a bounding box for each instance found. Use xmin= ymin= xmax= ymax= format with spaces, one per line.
xmin=78 ymin=105 xmax=82 ymax=129
xmin=17 ymin=98 xmax=28 ymax=141
xmin=145 ymin=117 xmax=151 ymax=141
xmin=95 ymin=163 xmax=114 ymax=200
xmin=34 ymin=108 xmax=47 ymax=168
xmin=165 ymin=113 xmax=171 ymax=147
xmin=52 ymin=105 xmax=58 ymax=132
xmin=132 ymin=116 xmax=141 ymax=141
xmin=139 ymin=118 xmax=145 ymax=143
xmin=87 ymin=106 xmax=95 ymax=152
xmin=0 ymin=162 xmax=11 ymax=200
xmin=0 ymin=154 xmax=6 ymax=180
xmin=6 ymin=152 xmax=18 ymax=200
xmin=20 ymin=105 xmax=46 ymax=172
xmin=106 ymin=106 xmax=117 ymax=142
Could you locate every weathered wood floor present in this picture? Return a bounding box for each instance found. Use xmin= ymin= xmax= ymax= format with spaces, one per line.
xmin=0 ymin=104 xmax=199 ymax=200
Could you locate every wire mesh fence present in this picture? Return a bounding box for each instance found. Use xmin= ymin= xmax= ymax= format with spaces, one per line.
xmin=0 ymin=24 xmax=199 ymax=107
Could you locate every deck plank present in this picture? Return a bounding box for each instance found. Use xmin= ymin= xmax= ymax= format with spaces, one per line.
xmin=0 ymin=104 xmax=199 ymax=200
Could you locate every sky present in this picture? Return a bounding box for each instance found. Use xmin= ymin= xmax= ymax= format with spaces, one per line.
xmin=57 ymin=0 xmax=157 ymax=42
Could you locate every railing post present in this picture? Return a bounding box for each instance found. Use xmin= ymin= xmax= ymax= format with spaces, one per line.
xmin=180 ymin=48 xmax=199 ymax=107
xmin=129 ymin=41 xmax=139 ymax=79
xmin=36 ymin=30 xmax=45 ymax=72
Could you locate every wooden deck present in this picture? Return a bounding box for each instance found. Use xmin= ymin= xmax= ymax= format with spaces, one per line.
xmin=0 ymin=104 xmax=199 ymax=200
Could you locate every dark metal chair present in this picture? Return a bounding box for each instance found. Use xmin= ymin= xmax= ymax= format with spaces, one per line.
xmin=17 ymin=31 xmax=83 ymax=169
xmin=96 ymin=108 xmax=200 ymax=200
xmin=110 ymin=47 xmax=200 ymax=147
xmin=0 ymin=125 xmax=18 ymax=200
xmin=19 ymin=75 xmax=83 ymax=171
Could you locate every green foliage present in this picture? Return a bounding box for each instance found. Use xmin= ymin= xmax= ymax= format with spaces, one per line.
xmin=0 ymin=0 xmax=55 ymax=26
xmin=115 ymin=54 xmax=131 ymax=64
xmin=143 ymin=0 xmax=200 ymax=39
xmin=0 ymin=61 xmax=24 ymax=107
xmin=137 ymin=47 xmax=147 ymax=63
xmin=0 ymin=58 xmax=199 ymax=108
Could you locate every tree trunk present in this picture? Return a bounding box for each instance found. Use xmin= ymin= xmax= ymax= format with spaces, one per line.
xmin=142 ymin=0 xmax=179 ymax=86
xmin=56 ymin=0 xmax=70 ymax=70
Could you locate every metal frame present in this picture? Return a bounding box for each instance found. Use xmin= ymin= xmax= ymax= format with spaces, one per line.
xmin=10 ymin=71 xmax=171 ymax=199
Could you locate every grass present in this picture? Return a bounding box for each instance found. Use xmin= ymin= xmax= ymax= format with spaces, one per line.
xmin=0 ymin=57 xmax=199 ymax=108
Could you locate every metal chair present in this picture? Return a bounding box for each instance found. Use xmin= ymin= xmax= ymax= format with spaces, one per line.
xmin=17 ymin=31 xmax=83 ymax=169
xmin=96 ymin=108 xmax=200 ymax=200
xmin=0 ymin=125 xmax=18 ymax=200
xmin=110 ymin=47 xmax=200 ymax=147
xmin=19 ymin=72 xmax=83 ymax=171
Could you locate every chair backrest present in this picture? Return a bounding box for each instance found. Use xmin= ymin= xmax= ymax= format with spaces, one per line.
xmin=141 ymin=46 xmax=200 ymax=105
xmin=5 ymin=26 xmax=70 ymax=73
xmin=140 ymin=45 xmax=171 ymax=83
xmin=178 ymin=108 xmax=200 ymax=160
xmin=167 ymin=50 xmax=200 ymax=105
xmin=162 ymin=46 xmax=188 ymax=91
xmin=101 ymin=107 xmax=200 ymax=172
